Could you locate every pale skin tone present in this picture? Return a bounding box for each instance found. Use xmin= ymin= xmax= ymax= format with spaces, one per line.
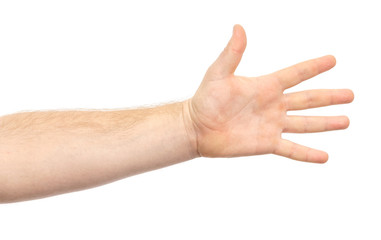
xmin=0 ymin=25 xmax=354 ymax=203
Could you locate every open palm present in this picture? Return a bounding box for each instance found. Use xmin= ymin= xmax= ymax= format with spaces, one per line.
xmin=188 ymin=25 xmax=354 ymax=163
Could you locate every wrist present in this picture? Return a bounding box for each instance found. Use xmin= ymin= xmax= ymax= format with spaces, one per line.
xmin=181 ymin=100 xmax=200 ymax=159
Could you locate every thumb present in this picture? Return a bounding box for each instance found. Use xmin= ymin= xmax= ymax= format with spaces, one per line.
xmin=208 ymin=24 xmax=247 ymax=77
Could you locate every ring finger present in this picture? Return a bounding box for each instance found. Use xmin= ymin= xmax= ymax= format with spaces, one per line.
xmin=285 ymin=89 xmax=354 ymax=111
xmin=283 ymin=115 xmax=350 ymax=133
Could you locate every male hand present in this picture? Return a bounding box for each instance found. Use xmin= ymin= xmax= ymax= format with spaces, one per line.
xmin=186 ymin=25 xmax=354 ymax=163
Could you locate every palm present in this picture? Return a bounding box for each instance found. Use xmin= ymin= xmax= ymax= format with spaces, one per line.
xmin=191 ymin=75 xmax=285 ymax=157
xmin=188 ymin=25 xmax=354 ymax=163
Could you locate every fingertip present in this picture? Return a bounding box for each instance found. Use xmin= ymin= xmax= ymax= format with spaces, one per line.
xmin=343 ymin=115 xmax=350 ymax=129
xmin=346 ymin=89 xmax=355 ymax=103
xmin=325 ymin=55 xmax=336 ymax=71
xmin=314 ymin=150 xmax=329 ymax=164
xmin=329 ymin=115 xmax=350 ymax=130
xmin=211 ymin=24 xmax=247 ymax=77
xmin=231 ymin=24 xmax=247 ymax=54
xmin=312 ymin=55 xmax=336 ymax=75
xmin=306 ymin=149 xmax=329 ymax=163
xmin=343 ymin=116 xmax=351 ymax=127
xmin=330 ymin=115 xmax=351 ymax=130
xmin=329 ymin=54 xmax=336 ymax=64
xmin=334 ymin=89 xmax=354 ymax=105
xmin=320 ymin=152 xmax=329 ymax=163
xmin=325 ymin=55 xmax=336 ymax=67
xmin=233 ymin=24 xmax=245 ymax=34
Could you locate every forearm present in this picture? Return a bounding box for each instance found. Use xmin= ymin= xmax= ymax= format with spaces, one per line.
xmin=0 ymin=101 xmax=198 ymax=203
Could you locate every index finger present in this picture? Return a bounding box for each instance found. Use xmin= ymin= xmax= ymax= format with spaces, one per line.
xmin=274 ymin=55 xmax=336 ymax=90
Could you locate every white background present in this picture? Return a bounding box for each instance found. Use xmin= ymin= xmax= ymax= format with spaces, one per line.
xmin=0 ymin=0 xmax=380 ymax=239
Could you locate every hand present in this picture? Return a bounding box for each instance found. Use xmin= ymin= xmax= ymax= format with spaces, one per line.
xmin=186 ymin=25 xmax=354 ymax=163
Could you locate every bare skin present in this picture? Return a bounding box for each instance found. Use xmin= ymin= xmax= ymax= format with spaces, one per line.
xmin=188 ymin=25 xmax=354 ymax=162
xmin=0 ymin=25 xmax=353 ymax=203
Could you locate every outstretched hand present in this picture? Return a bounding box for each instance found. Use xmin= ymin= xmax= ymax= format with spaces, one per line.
xmin=186 ymin=25 xmax=354 ymax=163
